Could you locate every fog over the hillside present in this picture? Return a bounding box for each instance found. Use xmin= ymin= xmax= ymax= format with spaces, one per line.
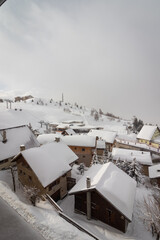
xmin=0 ymin=0 xmax=160 ymax=125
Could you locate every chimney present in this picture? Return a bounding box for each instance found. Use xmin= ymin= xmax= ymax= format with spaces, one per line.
xmin=86 ymin=177 xmax=91 ymax=188
xmin=55 ymin=137 xmax=60 ymax=143
xmin=20 ymin=145 xmax=25 ymax=151
xmin=86 ymin=177 xmax=91 ymax=220
xmin=2 ymin=130 xmax=7 ymax=143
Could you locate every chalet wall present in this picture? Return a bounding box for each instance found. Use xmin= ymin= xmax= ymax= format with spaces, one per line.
xmin=16 ymin=155 xmax=71 ymax=201
xmin=69 ymin=146 xmax=94 ymax=167
xmin=74 ymin=191 xmax=128 ymax=233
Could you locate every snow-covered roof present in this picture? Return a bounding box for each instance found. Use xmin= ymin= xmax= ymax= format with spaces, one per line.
xmin=96 ymin=140 xmax=105 ymax=149
xmin=62 ymin=135 xmax=96 ymax=147
xmin=137 ymin=125 xmax=158 ymax=141
xmin=18 ymin=141 xmax=78 ymax=187
xmin=88 ymin=130 xmax=116 ymax=144
xmin=0 ymin=125 xmax=40 ymax=161
xmin=37 ymin=133 xmax=62 ymax=145
xmin=64 ymin=129 xmax=76 ymax=135
xmin=69 ymin=162 xmax=136 ymax=221
xmin=57 ymin=123 xmax=70 ymax=129
xmin=148 ymin=164 xmax=160 ymax=179
xmin=112 ymin=148 xmax=152 ymax=166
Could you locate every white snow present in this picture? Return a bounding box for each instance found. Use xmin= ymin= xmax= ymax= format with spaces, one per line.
xmin=112 ymin=148 xmax=152 ymax=165
xmin=69 ymin=162 xmax=136 ymax=221
xmin=97 ymin=140 xmax=105 ymax=149
xmin=88 ymin=129 xmax=117 ymax=144
xmin=137 ymin=125 xmax=158 ymax=141
xmin=0 ymin=125 xmax=40 ymax=161
xmin=16 ymin=141 xmax=78 ymax=187
xmin=62 ymin=135 xmax=96 ymax=147
xmin=37 ymin=133 xmax=62 ymax=145
xmin=148 ymin=164 xmax=160 ymax=178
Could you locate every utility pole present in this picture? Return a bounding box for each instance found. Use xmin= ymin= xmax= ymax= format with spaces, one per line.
xmin=62 ymin=93 xmax=64 ymax=102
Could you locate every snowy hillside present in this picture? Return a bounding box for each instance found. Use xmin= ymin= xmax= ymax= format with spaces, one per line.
xmin=0 ymin=97 xmax=131 ymax=135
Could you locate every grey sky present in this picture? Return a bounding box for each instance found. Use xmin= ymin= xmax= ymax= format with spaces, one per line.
xmin=0 ymin=0 xmax=160 ymax=124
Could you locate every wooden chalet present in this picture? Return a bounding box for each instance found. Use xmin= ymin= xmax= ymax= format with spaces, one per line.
xmin=69 ymin=162 xmax=136 ymax=233
xmin=13 ymin=141 xmax=78 ymax=201
xmin=112 ymin=148 xmax=153 ymax=176
xmin=62 ymin=135 xmax=96 ymax=167
xmin=0 ymin=125 xmax=40 ymax=170
xmin=149 ymin=164 xmax=160 ymax=187
xmin=137 ymin=125 xmax=160 ymax=148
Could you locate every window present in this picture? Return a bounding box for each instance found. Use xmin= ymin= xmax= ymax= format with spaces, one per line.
xmin=82 ymin=148 xmax=85 ymax=152
xmin=28 ymin=176 xmax=32 ymax=181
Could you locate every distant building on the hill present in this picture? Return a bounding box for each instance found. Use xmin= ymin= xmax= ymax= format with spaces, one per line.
xmin=62 ymin=135 xmax=96 ymax=167
xmin=149 ymin=164 xmax=160 ymax=187
xmin=137 ymin=125 xmax=160 ymax=148
xmin=0 ymin=125 xmax=40 ymax=170
xmin=13 ymin=141 xmax=78 ymax=201
xmin=69 ymin=162 xmax=136 ymax=233
xmin=15 ymin=95 xmax=33 ymax=102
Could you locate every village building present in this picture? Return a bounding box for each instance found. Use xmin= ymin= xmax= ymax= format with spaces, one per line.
xmin=56 ymin=123 xmax=71 ymax=133
xmin=0 ymin=125 xmax=40 ymax=170
xmin=61 ymin=128 xmax=76 ymax=136
xmin=62 ymin=135 xmax=96 ymax=167
xmin=88 ymin=129 xmax=117 ymax=151
xmin=48 ymin=123 xmax=59 ymax=132
xmin=137 ymin=125 xmax=160 ymax=148
xmin=148 ymin=164 xmax=160 ymax=187
xmin=13 ymin=141 xmax=78 ymax=201
xmin=112 ymin=148 xmax=152 ymax=176
xmin=96 ymin=139 xmax=106 ymax=157
xmin=69 ymin=162 xmax=136 ymax=233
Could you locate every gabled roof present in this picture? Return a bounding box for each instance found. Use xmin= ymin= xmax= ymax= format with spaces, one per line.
xmin=0 ymin=125 xmax=40 ymax=161
xmin=149 ymin=164 xmax=160 ymax=179
xmin=137 ymin=125 xmax=158 ymax=141
xmin=112 ymin=148 xmax=152 ymax=166
xmin=62 ymin=135 xmax=96 ymax=147
xmin=15 ymin=141 xmax=78 ymax=188
xmin=88 ymin=130 xmax=116 ymax=144
xmin=69 ymin=162 xmax=136 ymax=221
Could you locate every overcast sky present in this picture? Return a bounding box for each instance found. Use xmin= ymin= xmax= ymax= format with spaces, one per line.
xmin=0 ymin=0 xmax=160 ymax=124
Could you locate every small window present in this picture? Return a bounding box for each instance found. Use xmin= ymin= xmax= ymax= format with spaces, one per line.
xmin=82 ymin=148 xmax=85 ymax=152
xmin=83 ymin=155 xmax=85 ymax=158
xmin=75 ymin=147 xmax=77 ymax=150
xmin=28 ymin=176 xmax=32 ymax=181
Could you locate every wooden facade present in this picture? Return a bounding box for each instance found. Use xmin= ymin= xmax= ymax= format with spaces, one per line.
xmin=16 ymin=155 xmax=71 ymax=201
xmin=69 ymin=146 xmax=94 ymax=167
xmin=74 ymin=190 xmax=129 ymax=233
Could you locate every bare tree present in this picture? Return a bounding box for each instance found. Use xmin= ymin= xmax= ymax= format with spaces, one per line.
xmin=138 ymin=188 xmax=160 ymax=240
xmin=23 ymin=186 xmax=40 ymax=206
